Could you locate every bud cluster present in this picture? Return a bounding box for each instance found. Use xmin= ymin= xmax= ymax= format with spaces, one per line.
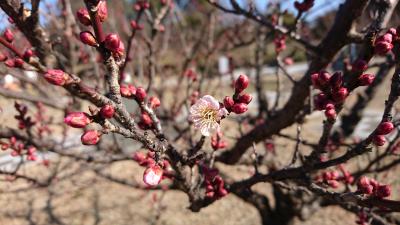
xmin=316 ymin=165 xmax=354 ymax=188
xmin=372 ymin=121 xmax=395 ymax=146
xmin=133 ymin=1 xmax=150 ymax=11
xmin=133 ymin=151 xmax=172 ymax=187
xmin=224 ymin=74 xmax=252 ymax=114
xmin=0 ymin=136 xmax=37 ymax=161
xmin=312 ymin=71 xmax=347 ymax=120
xmin=374 ymin=28 xmax=397 ymax=55
xmin=14 ymin=102 xmax=36 ymax=130
xmin=357 ymin=176 xmax=391 ymax=198
xmin=202 ymin=166 xmax=228 ymax=199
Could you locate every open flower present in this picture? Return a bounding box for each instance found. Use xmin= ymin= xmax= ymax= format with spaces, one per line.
xmin=189 ymin=95 xmax=227 ymax=136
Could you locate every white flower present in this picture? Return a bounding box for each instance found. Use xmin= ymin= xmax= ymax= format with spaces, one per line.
xmin=143 ymin=165 xmax=163 ymax=187
xmin=189 ymin=95 xmax=227 ymax=136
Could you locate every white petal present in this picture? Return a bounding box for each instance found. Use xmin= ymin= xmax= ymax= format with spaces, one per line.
xmin=202 ymin=95 xmax=220 ymax=110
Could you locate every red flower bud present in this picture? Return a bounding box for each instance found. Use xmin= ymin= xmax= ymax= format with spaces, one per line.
xmin=376 ymin=121 xmax=394 ymax=135
xmin=311 ymin=73 xmax=320 ymax=89
xmin=223 ymin=96 xmax=235 ymax=110
xmin=104 ymin=33 xmax=121 ymax=52
xmin=76 ymin=8 xmax=91 ymax=26
xmin=100 ymin=105 xmax=115 ymax=118
xmin=130 ymin=20 xmax=143 ymax=30
xmin=143 ymin=165 xmax=163 ymax=186
xmin=135 ymin=87 xmax=147 ymax=102
xmin=325 ymin=108 xmax=336 ymax=120
xmin=3 ymin=28 xmax=13 ymax=42
xmin=81 ymin=130 xmax=100 ymax=145
xmin=14 ymin=58 xmax=24 ymax=68
xmin=234 ymin=74 xmax=249 ymax=93
xmin=357 ymin=177 xmax=374 ymax=194
xmin=44 ymin=69 xmax=69 ymax=86
xmin=314 ymin=93 xmax=328 ymax=110
xmin=237 ymin=94 xmax=252 ymax=104
xmin=132 ymin=151 xmax=147 ymax=165
xmin=374 ymin=41 xmax=393 ymax=55
xmin=375 ymin=184 xmax=391 ymax=198
xmin=4 ymin=59 xmax=15 ymax=68
xmin=378 ymin=33 xmax=393 ymax=43
xmin=120 ymin=84 xmax=133 ymax=97
xmin=358 ymin=74 xmax=375 ymax=86
xmin=140 ymin=113 xmax=153 ymax=127
xmin=232 ymin=103 xmax=248 ymax=114
xmin=97 ymin=1 xmax=108 ymax=22
xmin=318 ymin=71 xmax=331 ymax=86
xmin=373 ymin=135 xmax=386 ymax=146
xmin=64 ymin=112 xmax=91 ymax=128
xmin=113 ymin=41 xmax=125 ymax=57
xmin=80 ymin=31 xmax=98 ymax=47
xmin=23 ymin=49 xmax=34 ymax=60
xmin=332 ymin=87 xmax=348 ymax=103
xmin=325 ymin=103 xmax=335 ymax=110
xmin=352 ymin=59 xmax=368 ymax=72
xmin=149 ymin=96 xmax=161 ymax=108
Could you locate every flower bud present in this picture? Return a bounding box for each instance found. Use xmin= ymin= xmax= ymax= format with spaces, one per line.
xmin=80 ymin=31 xmax=98 ymax=47
xmin=113 ymin=41 xmax=125 ymax=57
xmin=388 ymin=28 xmax=397 ymax=36
xmin=237 ymin=94 xmax=252 ymax=104
xmin=358 ymin=74 xmax=375 ymax=86
xmin=143 ymin=165 xmax=163 ymax=186
xmin=318 ymin=71 xmax=331 ymax=86
xmin=232 ymin=103 xmax=248 ymax=114
xmin=332 ymin=87 xmax=348 ymax=103
xmin=135 ymin=87 xmax=147 ymax=102
xmin=120 ymin=84 xmax=132 ymax=97
xmin=14 ymin=58 xmax=24 ymax=68
xmin=373 ymin=135 xmax=386 ymax=146
xmin=311 ymin=73 xmax=320 ymax=89
xmin=379 ymin=33 xmax=393 ymax=43
xmin=314 ymin=93 xmax=328 ymax=110
xmin=23 ymin=49 xmax=34 ymax=60
xmin=76 ymin=8 xmax=91 ymax=26
xmin=104 ymin=33 xmax=121 ymax=52
xmin=375 ymin=41 xmax=393 ymax=55
xmin=4 ymin=59 xmax=14 ymax=68
xmin=3 ymin=28 xmax=13 ymax=42
xmin=234 ymin=74 xmax=249 ymax=93
xmin=100 ymin=104 xmax=115 ymax=118
xmin=44 ymin=69 xmax=69 ymax=86
xmin=140 ymin=112 xmax=153 ymax=127
xmin=376 ymin=121 xmax=394 ymax=135
xmin=132 ymin=151 xmax=147 ymax=165
xmin=325 ymin=108 xmax=336 ymax=120
xmin=223 ymin=96 xmax=235 ymax=110
xmin=97 ymin=1 xmax=108 ymax=22
xmin=130 ymin=20 xmax=143 ymax=30
xmin=357 ymin=177 xmax=374 ymax=194
xmin=149 ymin=96 xmax=161 ymax=108
xmin=375 ymin=184 xmax=391 ymax=198
xmin=81 ymin=130 xmax=100 ymax=145
xmin=64 ymin=112 xmax=91 ymax=128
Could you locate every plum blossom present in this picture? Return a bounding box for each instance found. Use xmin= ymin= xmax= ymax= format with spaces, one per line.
xmin=189 ymin=95 xmax=227 ymax=136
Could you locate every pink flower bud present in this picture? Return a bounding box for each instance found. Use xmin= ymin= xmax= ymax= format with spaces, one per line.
xmin=135 ymin=87 xmax=147 ymax=102
xmin=4 ymin=59 xmax=15 ymax=68
xmin=80 ymin=31 xmax=98 ymax=47
xmin=332 ymin=87 xmax=348 ymax=103
xmin=3 ymin=28 xmax=13 ymax=42
xmin=14 ymin=58 xmax=24 ymax=68
xmin=143 ymin=165 xmax=163 ymax=186
xmin=130 ymin=20 xmax=142 ymax=30
xmin=357 ymin=177 xmax=374 ymax=194
xmin=325 ymin=103 xmax=335 ymax=110
xmin=311 ymin=73 xmax=320 ymax=89
xmin=113 ymin=41 xmax=125 ymax=58
xmin=325 ymin=109 xmax=336 ymax=120
xmin=223 ymin=96 xmax=234 ymax=110
xmin=358 ymin=74 xmax=375 ymax=86
xmin=100 ymin=105 xmax=115 ymax=118
xmin=373 ymin=135 xmax=386 ymax=146
xmin=375 ymin=184 xmax=391 ymax=198
xmin=64 ymin=112 xmax=91 ymax=128
xmin=0 ymin=52 xmax=7 ymax=62
xmin=81 ymin=130 xmax=100 ymax=145
xmin=76 ymin=8 xmax=91 ymax=26
xmin=140 ymin=113 xmax=153 ymax=127
xmin=132 ymin=151 xmax=147 ymax=165
xmin=378 ymin=33 xmax=393 ymax=43
xmin=97 ymin=1 xmax=108 ymax=22
xmin=327 ymin=180 xmax=339 ymax=188
xmin=234 ymin=74 xmax=249 ymax=93
xmin=44 ymin=69 xmax=69 ymax=86
xmin=120 ymin=84 xmax=132 ymax=97
xmin=388 ymin=28 xmax=397 ymax=36
xmin=375 ymin=41 xmax=393 ymax=55
xmin=376 ymin=121 xmax=394 ymax=135
xmin=104 ymin=33 xmax=121 ymax=52
xmin=318 ymin=71 xmax=331 ymax=86
xmin=352 ymin=59 xmax=368 ymax=72
xmin=149 ymin=96 xmax=161 ymax=108
xmin=232 ymin=103 xmax=248 ymax=114
xmin=237 ymin=94 xmax=252 ymax=104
